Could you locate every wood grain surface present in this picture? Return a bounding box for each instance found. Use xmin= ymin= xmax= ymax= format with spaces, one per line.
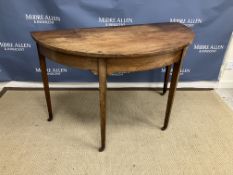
xmin=32 ymin=23 xmax=194 ymax=58
xmin=33 ymin=22 xmax=195 ymax=151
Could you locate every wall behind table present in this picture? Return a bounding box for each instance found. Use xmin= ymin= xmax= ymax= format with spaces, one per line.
xmin=219 ymin=33 xmax=233 ymax=88
xmin=0 ymin=0 xmax=233 ymax=83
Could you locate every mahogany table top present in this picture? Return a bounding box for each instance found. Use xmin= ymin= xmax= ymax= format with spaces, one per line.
xmin=31 ymin=23 xmax=194 ymax=58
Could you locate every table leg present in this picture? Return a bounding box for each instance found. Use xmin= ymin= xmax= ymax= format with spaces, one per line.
xmin=162 ymin=65 xmax=172 ymax=95
xmin=161 ymin=47 xmax=188 ymax=130
xmin=37 ymin=47 xmax=53 ymax=121
xmin=98 ymin=59 xmax=107 ymax=152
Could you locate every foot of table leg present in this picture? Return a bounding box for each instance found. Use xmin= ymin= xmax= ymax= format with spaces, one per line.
xmin=98 ymin=146 xmax=105 ymax=152
xmin=162 ymin=65 xmax=171 ymax=95
xmin=47 ymin=116 xmax=53 ymax=122
xmin=98 ymin=59 xmax=107 ymax=152
xmin=37 ymin=46 xmax=53 ymax=122
xmin=161 ymin=47 xmax=188 ymax=130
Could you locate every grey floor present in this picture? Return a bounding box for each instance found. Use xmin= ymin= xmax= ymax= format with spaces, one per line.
xmin=216 ymin=88 xmax=233 ymax=110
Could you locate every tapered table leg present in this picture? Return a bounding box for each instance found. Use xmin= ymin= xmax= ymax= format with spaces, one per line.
xmin=98 ymin=59 xmax=107 ymax=152
xmin=162 ymin=65 xmax=172 ymax=95
xmin=37 ymin=46 xmax=53 ymax=121
xmin=161 ymin=47 xmax=188 ymax=130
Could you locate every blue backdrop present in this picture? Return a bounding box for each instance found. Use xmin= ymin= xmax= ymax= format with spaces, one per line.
xmin=0 ymin=0 xmax=232 ymax=82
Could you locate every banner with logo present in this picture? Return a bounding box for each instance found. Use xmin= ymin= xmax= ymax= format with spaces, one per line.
xmin=0 ymin=0 xmax=232 ymax=83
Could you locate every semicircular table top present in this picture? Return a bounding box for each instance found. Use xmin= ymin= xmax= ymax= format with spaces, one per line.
xmin=31 ymin=22 xmax=194 ymax=58
xmin=32 ymin=22 xmax=195 ymax=152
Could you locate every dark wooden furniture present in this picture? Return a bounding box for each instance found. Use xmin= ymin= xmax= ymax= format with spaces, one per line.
xmin=31 ymin=23 xmax=194 ymax=152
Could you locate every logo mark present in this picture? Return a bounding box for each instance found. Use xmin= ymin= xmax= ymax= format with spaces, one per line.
xmin=35 ymin=67 xmax=68 ymax=76
xmin=170 ymin=18 xmax=202 ymax=27
xmin=98 ymin=17 xmax=133 ymax=26
xmin=26 ymin=14 xmax=61 ymax=24
xmin=0 ymin=42 xmax=31 ymax=52
xmin=161 ymin=67 xmax=191 ymax=76
xmin=193 ymin=44 xmax=224 ymax=53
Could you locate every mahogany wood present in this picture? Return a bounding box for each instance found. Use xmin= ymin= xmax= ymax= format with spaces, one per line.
xmin=37 ymin=44 xmax=53 ymax=121
xmin=32 ymin=22 xmax=194 ymax=151
xmin=106 ymin=51 xmax=182 ymax=75
xmin=161 ymin=47 xmax=188 ymax=130
xmin=98 ymin=59 xmax=107 ymax=152
xmin=162 ymin=65 xmax=172 ymax=95
xmin=32 ymin=23 xmax=194 ymax=58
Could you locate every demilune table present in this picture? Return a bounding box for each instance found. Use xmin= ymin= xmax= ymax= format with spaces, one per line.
xmin=31 ymin=22 xmax=194 ymax=152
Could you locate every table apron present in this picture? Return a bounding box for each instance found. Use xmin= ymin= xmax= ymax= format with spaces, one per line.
xmin=38 ymin=45 xmax=182 ymax=75
xmin=106 ymin=51 xmax=182 ymax=75
xmin=38 ymin=45 xmax=98 ymax=73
